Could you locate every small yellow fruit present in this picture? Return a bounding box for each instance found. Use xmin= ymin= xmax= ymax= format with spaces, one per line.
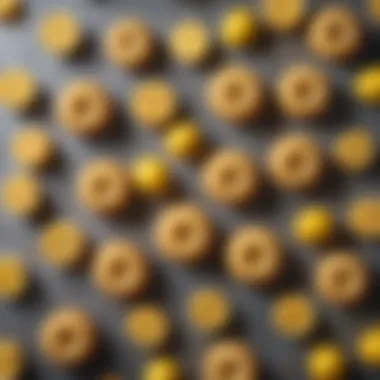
xmin=220 ymin=7 xmax=258 ymax=48
xmin=0 ymin=68 xmax=39 ymax=112
xmin=263 ymin=0 xmax=306 ymax=32
xmin=292 ymin=206 xmax=335 ymax=245
xmin=271 ymin=293 xmax=317 ymax=339
xmin=347 ymin=197 xmax=380 ymax=239
xmin=130 ymin=81 xmax=179 ymax=130
xmin=169 ymin=20 xmax=211 ymax=66
xmin=164 ymin=121 xmax=204 ymax=160
xmin=39 ymin=219 xmax=88 ymax=269
xmin=0 ymin=255 xmax=29 ymax=300
xmin=39 ymin=11 xmax=83 ymax=57
xmin=142 ymin=357 xmax=182 ymax=380
xmin=353 ymin=65 xmax=380 ymax=105
xmin=1 ymin=174 xmax=44 ymax=217
xmin=0 ymin=338 xmax=25 ymax=378
xmin=306 ymin=344 xmax=346 ymax=380
xmin=11 ymin=127 xmax=55 ymax=170
xmin=332 ymin=127 xmax=376 ymax=174
xmin=132 ymin=156 xmax=172 ymax=196
xmin=356 ymin=324 xmax=380 ymax=367
xmin=124 ymin=304 xmax=171 ymax=350
xmin=0 ymin=0 xmax=23 ymax=22
xmin=187 ymin=288 xmax=232 ymax=333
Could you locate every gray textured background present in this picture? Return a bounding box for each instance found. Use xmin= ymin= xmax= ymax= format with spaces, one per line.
xmin=1 ymin=0 xmax=380 ymax=379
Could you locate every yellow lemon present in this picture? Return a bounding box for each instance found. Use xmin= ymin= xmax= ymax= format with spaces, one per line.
xmin=132 ymin=156 xmax=172 ymax=196
xmin=164 ymin=121 xmax=204 ymax=160
xmin=142 ymin=357 xmax=182 ymax=380
xmin=293 ymin=206 xmax=335 ymax=245
xmin=187 ymin=288 xmax=231 ymax=333
xmin=220 ymin=7 xmax=258 ymax=48
xmin=262 ymin=0 xmax=306 ymax=32
xmin=306 ymin=344 xmax=346 ymax=380
xmin=0 ymin=0 xmax=23 ymax=22
xmin=356 ymin=324 xmax=380 ymax=367
xmin=0 ymin=339 xmax=25 ymax=378
xmin=169 ymin=20 xmax=211 ymax=66
xmin=332 ymin=127 xmax=376 ymax=174
xmin=353 ymin=65 xmax=380 ymax=105
xmin=0 ymin=255 xmax=29 ymax=300
xmin=1 ymin=174 xmax=44 ymax=217
xmin=11 ymin=127 xmax=55 ymax=170
xmin=124 ymin=304 xmax=171 ymax=350
xmin=39 ymin=11 xmax=83 ymax=57
xmin=0 ymin=68 xmax=39 ymax=111
xmin=271 ymin=293 xmax=317 ymax=339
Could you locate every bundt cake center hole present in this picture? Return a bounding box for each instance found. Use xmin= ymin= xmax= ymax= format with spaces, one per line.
xmin=110 ymin=259 xmax=128 ymax=277
xmin=93 ymin=177 xmax=110 ymax=194
xmin=220 ymin=167 xmax=237 ymax=185
xmin=173 ymin=223 xmax=192 ymax=242
xmin=219 ymin=360 xmax=238 ymax=379
xmin=56 ymin=328 xmax=75 ymax=346
xmin=225 ymin=83 xmax=243 ymax=102
xmin=286 ymin=152 xmax=304 ymax=171
xmin=120 ymin=31 xmax=135 ymax=48
xmin=244 ymin=245 xmax=262 ymax=264
xmin=333 ymin=269 xmax=350 ymax=288
xmin=74 ymin=97 xmax=91 ymax=114
xmin=326 ymin=23 xmax=343 ymax=40
xmin=294 ymin=80 xmax=312 ymax=99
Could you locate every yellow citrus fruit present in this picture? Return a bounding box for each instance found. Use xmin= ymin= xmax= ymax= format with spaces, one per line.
xmin=356 ymin=324 xmax=380 ymax=367
xmin=271 ymin=293 xmax=317 ymax=339
xmin=0 ymin=68 xmax=39 ymax=112
xmin=169 ymin=20 xmax=211 ymax=66
xmin=39 ymin=220 xmax=88 ymax=269
xmin=0 ymin=0 xmax=23 ymax=22
xmin=0 ymin=338 xmax=25 ymax=378
xmin=11 ymin=127 xmax=55 ymax=170
xmin=0 ymin=255 xmax=29 ymax=300
xmin=132 ymin=156 xmax=172 ymax=196
xmin=262 ymin=0 xmax=306 ymax=32
xmin=39 ymin=11 xmax=83 ymax=57
xmin=347 ymin=197 xmax=380 ymax=239
xmin=1 ymin=174 xmax=44 ymax=217
xmin=187 ymin=288 xmax=232 ymax=333
xmin=220 ymin=7 xmax=258 ymax=48
xmin=292 ymin=206 xmax=335 ymax=245
xmin=124 ymin=304 xmax=171 ymax=350
xmin=164 ymin=120 xmax=204 ymax=160
xmin=332 ymin=127 xmax=376 ymax=174
xmin=142 ymin=357 xmax=182 ymax=380
xmin=306 ymin=344 xmax=346 ymax=380
xmin=353 ymin=65 xmax=380 ymax=105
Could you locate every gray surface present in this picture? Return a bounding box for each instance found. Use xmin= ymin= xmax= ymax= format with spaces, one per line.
xmin=1 ymin=0 xmax=380 ymax=379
